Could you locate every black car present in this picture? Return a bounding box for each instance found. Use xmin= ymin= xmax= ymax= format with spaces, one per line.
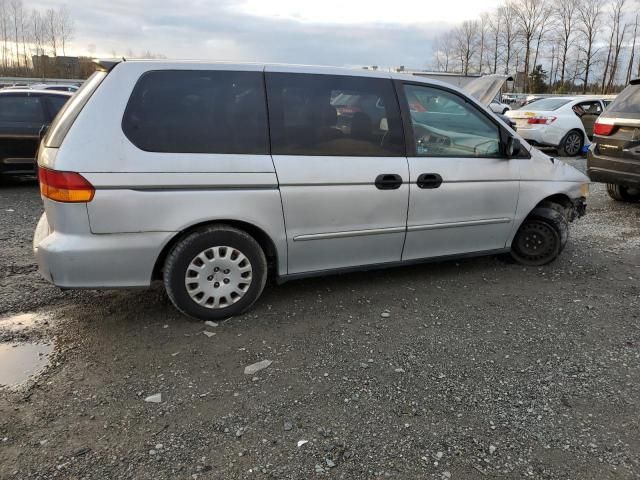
xmin=0 ymin=89 xmax=73 ymax=177
xmin=587 ymin=79 xmax=640 ymax=202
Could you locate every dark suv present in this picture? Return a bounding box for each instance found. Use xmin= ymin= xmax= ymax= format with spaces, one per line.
xmin=587 ymin=79 xmax=640 ymax=202
xmin=0 ymin=89 xmax=72 ymax=177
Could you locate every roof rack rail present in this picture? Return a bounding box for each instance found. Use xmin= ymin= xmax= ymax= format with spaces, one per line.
xmin=630 ymin=78 xmax=640 ymax=85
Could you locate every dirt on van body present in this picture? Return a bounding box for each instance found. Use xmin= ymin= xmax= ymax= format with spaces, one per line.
xmin=0 ymin=159 xmax=639 ymax=480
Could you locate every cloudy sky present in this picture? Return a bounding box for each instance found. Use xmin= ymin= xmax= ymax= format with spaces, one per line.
xmin=31 ymin=0 xmax=502 ymax=68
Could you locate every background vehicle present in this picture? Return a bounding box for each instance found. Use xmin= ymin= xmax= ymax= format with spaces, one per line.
xmin=588 ymin=79 xmax=640 ymax=202
xmin=0 ymin=89 xmax=72 ymax=177
xmin=506 ymin=96 xmax=607 ymax=156
xmin=33 ymin=61 xmax=588 ymax=321
xmin=489 ymin=100 xmax=510 ymax=115
xmin=29 ymin=83 xmax=80 ymax=92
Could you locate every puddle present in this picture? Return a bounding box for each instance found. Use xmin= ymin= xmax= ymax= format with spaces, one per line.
xmin=0 ymin=312 xmax=48 ymax=333
xmin=0 ymin=342 xmax=53 ymax=390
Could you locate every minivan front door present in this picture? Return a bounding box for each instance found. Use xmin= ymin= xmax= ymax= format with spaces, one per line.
xmin=397 ymin=82 xmax=520 ymax=261
xmin=266 ymin=69 xmax=409 ymax=274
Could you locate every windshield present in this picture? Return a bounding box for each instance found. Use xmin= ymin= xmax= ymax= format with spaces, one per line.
xmin=520 ymin=98 xmax=571 ymax=111
xmin=605 ymin=84 xmax=640 ymax=114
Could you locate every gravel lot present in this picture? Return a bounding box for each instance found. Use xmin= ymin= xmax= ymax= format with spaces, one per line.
xmin=1 ymin=158 xmax=639 ymax=480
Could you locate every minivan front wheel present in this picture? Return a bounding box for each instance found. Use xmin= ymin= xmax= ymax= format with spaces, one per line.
xmin=510 ymin=207 xmax=568 ymax=266
xmin=163 ymin=225 xmax=267 ymax=320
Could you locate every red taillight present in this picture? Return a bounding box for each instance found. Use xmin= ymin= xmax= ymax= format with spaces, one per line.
xmin=594 ymin=121 xmax=615 ymax=136
xmin=38 ymin=167 xmax=95 ymax=203
xmin=527 ymin=116 xmax=556 ymax=125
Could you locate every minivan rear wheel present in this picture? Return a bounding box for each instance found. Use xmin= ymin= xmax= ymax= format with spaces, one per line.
xmin=163 ymin=225 xmax=267 ymax=320
xmin=510 ymin=207 xmax=569 ymax=266
xmin=606 ymin=183 xmax=640 ymax=203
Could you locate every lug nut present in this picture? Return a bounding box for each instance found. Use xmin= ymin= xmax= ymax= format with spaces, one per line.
xmin=223 ymin=278 xmax=230 ymax=284
xmin=214 ymin=282 xmax=220 ymax=288
xmin=207 ymin=275 xmax=213 ymax=281
xmin=224 ymin=269 xmax=230 ymax=274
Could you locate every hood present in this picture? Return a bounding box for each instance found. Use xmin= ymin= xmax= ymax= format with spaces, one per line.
xmin=463 ymin=74 xmax=513 ymax=106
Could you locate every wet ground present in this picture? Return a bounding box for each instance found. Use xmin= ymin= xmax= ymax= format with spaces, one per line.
xmin=0 ymin=158 xmax=639 ymax=479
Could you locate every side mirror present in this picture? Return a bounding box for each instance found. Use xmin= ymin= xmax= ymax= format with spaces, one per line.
xmin=506 ymin=137 xmax=521 ymax=157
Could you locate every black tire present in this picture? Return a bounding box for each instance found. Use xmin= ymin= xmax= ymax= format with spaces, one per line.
xmin=163 ymin=225 xmax=267 ymax=320
xmin=558 ymin=130 xmax=584 ymax=157
xmin=606 ymin=183 xmax=640 ymax=203
xmin=511 ymin=207 xmax=569 ymax=266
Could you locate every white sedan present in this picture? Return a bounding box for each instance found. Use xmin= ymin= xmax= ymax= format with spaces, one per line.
xmin=506 ymin=96 xmax=608 ymax=156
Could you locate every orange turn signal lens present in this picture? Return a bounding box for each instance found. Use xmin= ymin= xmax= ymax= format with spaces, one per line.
xmin=38 ymin=167 xmax=95 ymax=203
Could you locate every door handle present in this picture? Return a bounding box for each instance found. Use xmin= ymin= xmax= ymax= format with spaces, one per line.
xmin=416 ymin=173 xmax=443 ymax=189
xmin=375 ymin=174 xmax=403 ymax=190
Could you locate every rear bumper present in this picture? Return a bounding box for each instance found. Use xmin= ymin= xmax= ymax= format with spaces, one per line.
xmin=516 ymin=125 xmax=565 ymax=148
xmin=587 ymin=150 xmax=640 ymax=187
xmin=34 ymin=213 xmax=172 ymax=288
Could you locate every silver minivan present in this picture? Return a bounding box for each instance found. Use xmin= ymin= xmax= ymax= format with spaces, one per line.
xmin=34 ymin=60 xmax=589 ymax=320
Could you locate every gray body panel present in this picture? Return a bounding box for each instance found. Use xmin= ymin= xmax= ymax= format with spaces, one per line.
xmin=273 ymin=155 xmax=409 ymax=274
xmin=403 ymin=157 xmax=520 ymax=260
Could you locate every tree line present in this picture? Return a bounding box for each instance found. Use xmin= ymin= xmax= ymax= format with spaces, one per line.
xmin=0 ymin=0 xmax=74 ymax=77
xmin=431 ymin=0 xmax=639 ymax=94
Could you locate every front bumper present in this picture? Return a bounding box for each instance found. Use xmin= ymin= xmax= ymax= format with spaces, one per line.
xmin=34 ymin=213 xmax=172 ymax=288
xmin=570 ymin=197 xmax=587 ymax=221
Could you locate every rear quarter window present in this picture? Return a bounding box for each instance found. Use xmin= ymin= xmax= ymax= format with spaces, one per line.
xmin=122 ymin=70 xmax=269 ymax=154
xmin=44 ymin=71 xmax=106 ymax=148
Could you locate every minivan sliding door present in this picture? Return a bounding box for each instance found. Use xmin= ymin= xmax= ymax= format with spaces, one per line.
xmin=266 ymin=69 xmax=409 ymax=275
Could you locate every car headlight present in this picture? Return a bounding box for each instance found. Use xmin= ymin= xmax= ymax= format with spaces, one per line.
xmin=580 ymin=183 xmax=590 ymax=198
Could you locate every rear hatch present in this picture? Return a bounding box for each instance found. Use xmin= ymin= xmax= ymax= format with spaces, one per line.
xmin=593 ymin=81 xmax=640 ymax=161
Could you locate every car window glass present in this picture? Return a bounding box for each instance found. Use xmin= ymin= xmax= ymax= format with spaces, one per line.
xmin=519 ymin=98 xmax=571 ymax=111
xmin=266 ymin=73 xmax=404 ymax=156
xmin=403 ymin=84 xmax=500 ymax=158
xmin=47 ymin=96 xmax=69 ymax=117
xmin=0 ymin=95 xmax=45 ymax=123
xmin=576 ymin=101 xmax=602 ymax=115
xmin=605 ymin=84 xmax=640 ymax=114
xmin=122 ymin=70 xmax=269 ymax=154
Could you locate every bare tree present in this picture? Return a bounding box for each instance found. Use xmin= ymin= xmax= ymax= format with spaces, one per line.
xmin=626 ymin=14 xmax=638 ymax=84
xmin=45 ymin=8 xmax=57 ymax=56
xmin=555 ymin=0 xmax=579 ymax=85
xmin=603 ymin=0 xmax=628 ymax=93
xmin=510 ymin=0 xmax=547 ymax=91
xmin=0 ymin=0 xmax=8 ymax=70
xmin=532 ymin=2 xmax=552 ymax=80
xmin=577 ymin=0 xmax=603 ymax=93
xmin=432 ymin=31 xmax=455 ymax=72
xmin=499 ymin=4 xmax=518 ymax=74
xmin=486 ymin=8 xmax=502 ymax=73
xmin=9 ymin=0 xmax=23 ymax=69
xmin=453 ymin=20 xmax=479 ymax=75
xmin=57 ymin=5 xmax=73 ymax=56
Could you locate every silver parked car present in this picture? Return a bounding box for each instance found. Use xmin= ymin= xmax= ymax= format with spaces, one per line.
xmin=34 ymin=60 xmax=589 ymax=320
